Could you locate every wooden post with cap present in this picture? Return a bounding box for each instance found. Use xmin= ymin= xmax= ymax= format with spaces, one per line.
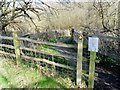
xmin=76 ymin=31 xmax=83 ymax=87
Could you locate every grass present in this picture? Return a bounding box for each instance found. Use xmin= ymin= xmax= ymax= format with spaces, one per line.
xmin=48 ymin=37 xmax=76 ymax=44
xmin=0 ymin=59 xmax=75 ymax=88
xmin=36 ymin=45 xmax=60 ymax=55
xmin=57 ymin=37 xmax=75 ymax=44
xmin=1 ymin=36 xmax=119 ymax=89
xmin=36 ymin=44 xmax=71 ymax=66
xmin=36 ymin=37 xmax=74 ymax=66
xmin=0 ymin=75 xmax=9 ymax=88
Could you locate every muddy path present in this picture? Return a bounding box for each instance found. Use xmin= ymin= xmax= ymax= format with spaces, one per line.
xmin=55 ymin=41 xmax=120 ymax=89
xmin=95 ymin=65 xmax=120 ymax=90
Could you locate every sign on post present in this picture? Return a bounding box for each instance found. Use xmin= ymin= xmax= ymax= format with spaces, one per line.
xmin=88 ymin=36 xmax=99 ymax=89
xmin=88 ymin=37 xmax=99 ymax=52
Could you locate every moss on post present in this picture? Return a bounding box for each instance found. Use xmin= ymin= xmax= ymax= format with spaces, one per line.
xmin=88 ymin=51 xmax=96 ymax=89
xmin=13 ymin=31 xmax=20 ymax=65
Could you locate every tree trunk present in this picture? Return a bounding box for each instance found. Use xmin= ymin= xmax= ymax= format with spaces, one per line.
xmin=118 ymin=1 xmax=120 ymax=58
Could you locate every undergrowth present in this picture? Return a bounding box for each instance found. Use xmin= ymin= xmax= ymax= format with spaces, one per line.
xmin=0 ymin=59 xmax=77 ymax=88
xmin=97 ymin=55 xmax=120 ymax=75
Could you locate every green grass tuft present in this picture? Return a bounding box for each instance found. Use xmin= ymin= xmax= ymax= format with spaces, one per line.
xmin=0 ymin=59 xmax=74 ymax=88
xmin=37 ymin=45 xmax=60 ymax=55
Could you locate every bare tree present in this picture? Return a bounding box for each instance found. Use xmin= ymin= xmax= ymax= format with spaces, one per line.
xmin=92 ymin=0 xmax=118 ymax=34
xmin=0 ymin=0 xmax=56 ymax=35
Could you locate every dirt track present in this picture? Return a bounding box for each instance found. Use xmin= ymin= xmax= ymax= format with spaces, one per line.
xmin=55 ymin=43 xmax=120 ymax=90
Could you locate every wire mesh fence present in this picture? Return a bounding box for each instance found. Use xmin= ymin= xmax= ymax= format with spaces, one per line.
xmin=0 ymin=32 xmax=76 ymax=81
xmin=1 ymin=30 xmax=119 ymax=88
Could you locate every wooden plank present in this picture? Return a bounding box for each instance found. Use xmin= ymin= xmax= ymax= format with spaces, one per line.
xmin=0 ymin=36 xmax=13 ymax=40
xmin=71 ymin=28 xmax=74 ymax=42
xmin=74 ymin=31 xmax=80 ymax=43
xmin=76 ymin=31 xmax=83 ymax=87
xmin=18 ymin=37 xmax=75 ymax=48
xmin=0 ymin=44 xmax=14 ymax=49
xmin=0 ymin=35 xmax=75 ymax=48
xmin=88 ymin=51 xmax=96 ymax=89
xmin=0 ymin=50 xmax=16 ymax=57
xmin=21 ymin=55 xmax=75 ymax=70
xmin=0 ymin=50 xmax=75 ymax=70
xmin=0 ymin=44 xmax=77 ymax=60
xmin=13 ymin=32 xmax=21 ymax=65
xmin=20 ymin=47 xmax=77 ymax=60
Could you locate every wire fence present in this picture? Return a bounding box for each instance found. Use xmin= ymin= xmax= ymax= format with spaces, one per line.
xmin=0 ymin=32 xmax=76 ymax=80
xmin=1 ymin=30 xmax=118 ymax=88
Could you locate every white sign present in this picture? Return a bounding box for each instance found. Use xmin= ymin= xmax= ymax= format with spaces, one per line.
xmin=88 ymin=37 xmax=99 ymax=52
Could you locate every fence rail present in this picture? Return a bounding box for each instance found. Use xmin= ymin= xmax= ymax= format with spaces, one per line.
xmin=0 ymin=44 xmax=76 ymax=60
xmin=0 ymin=32 xmax=77 ymax=71
xmin=0 ymin=30 xmax=95 ymax=88
xmin=0 ymin=36 xmax=75 ymax=48
xmin=0 ymin=50 xmax=75 ymax=70
xmin=0 ymin=30 xmax=119 ymax=88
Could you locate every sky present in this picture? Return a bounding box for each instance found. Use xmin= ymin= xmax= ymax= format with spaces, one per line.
xmin=5 ymin=0 xmax=119 ymax=2
xmin=42 ymin=0 xmax=93 ymax=2
xmin=41 ymin=0 xmax=118 ymax=2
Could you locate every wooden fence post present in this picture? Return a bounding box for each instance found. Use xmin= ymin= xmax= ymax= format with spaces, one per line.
xmin=118 ymin=1 xmax=120 ymax=57
xmin=13 ymin=31 xmax=20 ymax=65
xmin=88 ymin=51 xmax=96 ymax=89
xmin=71 ymin=28 xmax=74 ymax=43
xmin=76 ymin=31 xmax=83 ymax=87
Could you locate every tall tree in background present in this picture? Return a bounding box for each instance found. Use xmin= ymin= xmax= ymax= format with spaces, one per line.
xmin=92 ymin=0 xmax=118 ymax=34
xmin=0 ymin=0 xmax=56 ymax=35
xmin=0 ymin=0 xmax=119 ymax=35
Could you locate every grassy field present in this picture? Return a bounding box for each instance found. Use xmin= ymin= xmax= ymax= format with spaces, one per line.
xmin=0 ymin=58 xmax=76 ymax=88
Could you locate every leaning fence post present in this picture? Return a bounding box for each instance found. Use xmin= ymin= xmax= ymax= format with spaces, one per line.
xmin=13 ymin=31 xmax=20 ymax=65
xmin=76 ymin=31 xmax=83 ymax=87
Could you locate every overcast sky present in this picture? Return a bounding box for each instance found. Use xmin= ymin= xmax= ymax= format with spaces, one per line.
xmin=42 ymin=0 xmax=93 ymax=2
xmin=42 ymin=0 xmax=118 ymax=2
